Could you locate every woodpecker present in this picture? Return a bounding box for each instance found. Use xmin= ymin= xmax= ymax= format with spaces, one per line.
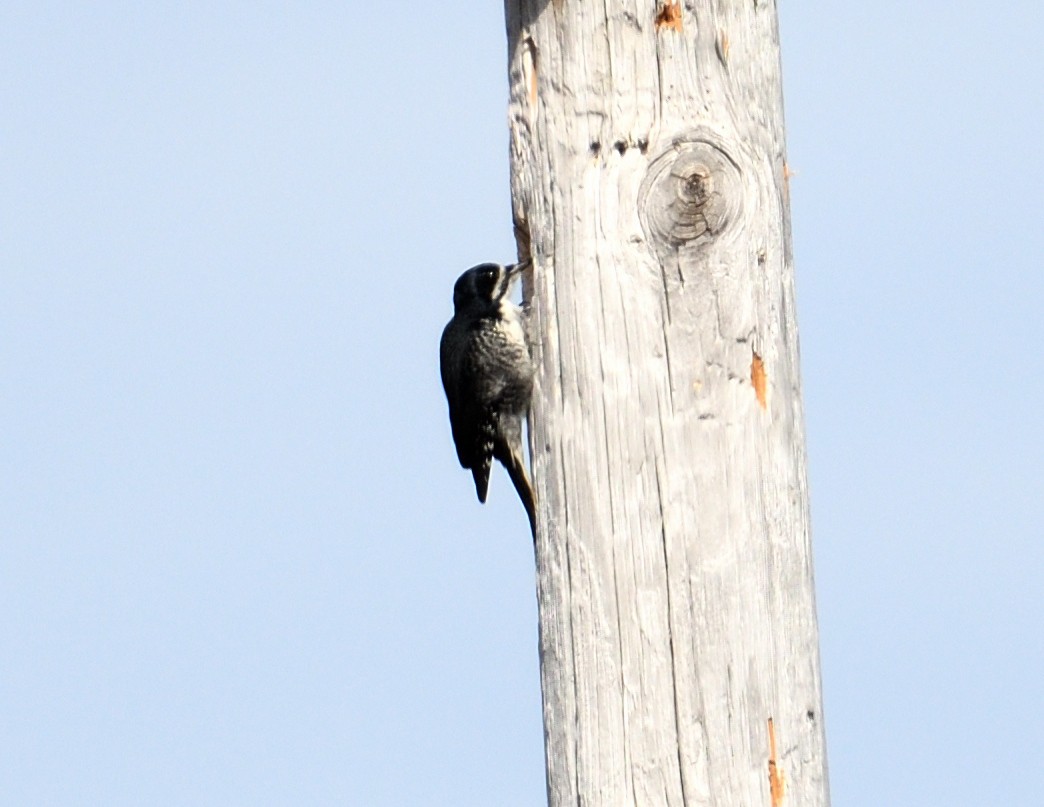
xmin=439 ymin=261 xmax=536 ymax=537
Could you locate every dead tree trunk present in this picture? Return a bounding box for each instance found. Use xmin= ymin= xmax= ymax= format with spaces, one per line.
xmin=504 ymin=2 xmax=828 ymax=805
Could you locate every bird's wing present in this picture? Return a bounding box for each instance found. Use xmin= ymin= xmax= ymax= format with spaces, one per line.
xmin=440 ymin=327 xmax=471 ymax=469
xmin=470 ymin=447 xmax=492 ymax=503
xmin=440 ymin=327 xmax=494 ymax=486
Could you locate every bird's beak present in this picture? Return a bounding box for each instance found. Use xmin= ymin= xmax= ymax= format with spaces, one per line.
xmin=507 ymin=258 xmax=532 ymax=278
xmin=500 ymin=259 xmax=531 ymax=298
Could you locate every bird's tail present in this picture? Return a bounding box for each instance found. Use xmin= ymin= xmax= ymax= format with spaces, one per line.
xmin=501 ymin=442 xmax=537 ymax=540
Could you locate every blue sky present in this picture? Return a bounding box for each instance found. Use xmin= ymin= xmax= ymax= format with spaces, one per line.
xmin=2 ymin=3 xmax=1042 ymax=805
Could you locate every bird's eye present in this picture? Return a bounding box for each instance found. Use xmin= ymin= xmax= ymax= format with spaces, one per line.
xmin=469 ymin=264 xmax=500 ymax=299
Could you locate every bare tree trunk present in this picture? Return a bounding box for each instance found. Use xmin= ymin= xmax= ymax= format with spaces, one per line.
xmin=504 ymin=2 xmax=829 ymax=805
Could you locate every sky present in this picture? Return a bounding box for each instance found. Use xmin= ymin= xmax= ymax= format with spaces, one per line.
xmin=2 ymin=3 xmax=1042 ymax=806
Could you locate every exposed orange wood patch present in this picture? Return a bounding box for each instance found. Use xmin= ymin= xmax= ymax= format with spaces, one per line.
xmin=768 ymin=718 xmax=785 ymax=806
xmin=655 ymin=2 xmax=683 ymax=32
xmin=751 ymin=350 xmax=767 ymax=409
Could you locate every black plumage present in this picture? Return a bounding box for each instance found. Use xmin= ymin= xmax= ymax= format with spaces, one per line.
xmin=440 ymin=261 xmax=536 ymax=537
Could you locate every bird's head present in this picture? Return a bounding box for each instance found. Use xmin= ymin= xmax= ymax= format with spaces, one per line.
xmin=452 ymin=260 xmax=529 ymax=315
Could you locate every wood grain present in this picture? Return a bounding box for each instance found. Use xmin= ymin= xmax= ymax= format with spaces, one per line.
xmin=504 ymin=1 xmax=830 ymax=804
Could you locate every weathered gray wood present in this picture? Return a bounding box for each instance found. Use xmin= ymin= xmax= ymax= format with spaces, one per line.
xmin=504 ymin=2 xmax=829 ymax=805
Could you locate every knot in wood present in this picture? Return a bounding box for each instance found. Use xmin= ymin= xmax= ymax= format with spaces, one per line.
xmin=676 ymin=160 xmax=712 ymax=206
xmin=639 ymin=135 xmax=743 ymax=253
xmin=671 ymin=158 xmax=714 ymax=240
